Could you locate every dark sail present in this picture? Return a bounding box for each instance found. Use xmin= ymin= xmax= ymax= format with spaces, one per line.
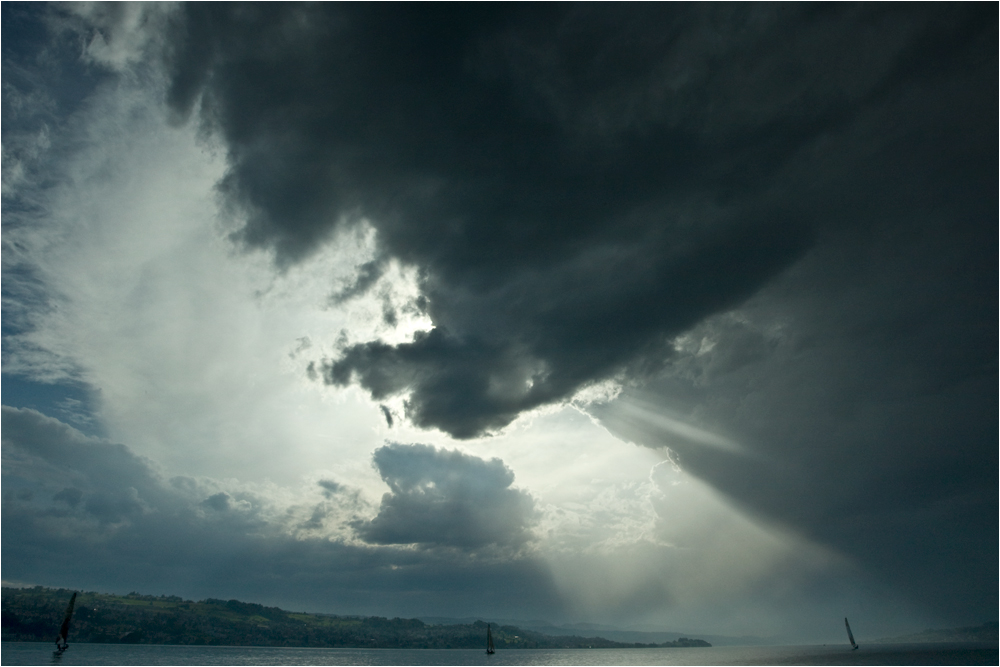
xmin=844 ymin=617 xmax=858 ymax=650
xmin=486 ymin=623 xmax=496 ymax=654
xmin=55 ymin=592 xmax=77 ymax=651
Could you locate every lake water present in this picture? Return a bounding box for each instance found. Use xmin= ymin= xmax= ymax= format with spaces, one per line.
xmin=2 ymin=642 xmax=996 ymax=666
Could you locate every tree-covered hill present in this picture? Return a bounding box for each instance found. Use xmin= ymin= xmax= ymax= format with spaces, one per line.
xmin=1 ymin=586 xmax=710 ymax=649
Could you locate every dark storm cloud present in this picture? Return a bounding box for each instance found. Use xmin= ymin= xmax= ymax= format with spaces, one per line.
xmin=591 ymin=92 xmax=998 ymax=620
xmin=576 ymin=3 xmax=998 ymax=626
xmin=160 ymin=2 xmax=995 ymax=441
xmin=317 ymin=479 xmax=341 ymax=497
xmin=202 ymin=491 xmax=232 ymax=512
xmin=52 ymin=486 xmax=83 ymax=508
xmin=1 ymin=407 xmax=562 ymax=618
xmin=1 ymin=406 xmax=171 ymax=525
xmin=355 ymin=443 xmax=537 ymax=550
xmin=329 ymin=259 xmax=387 ymax=306
xmin=155 ymin=2 xmax=926 ymax=438
xmin=378 ymin=404 xmax=394 ymax=428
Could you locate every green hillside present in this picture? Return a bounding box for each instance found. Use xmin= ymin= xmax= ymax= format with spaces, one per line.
xmin=1 ymin=586 xmax=710 ymax=649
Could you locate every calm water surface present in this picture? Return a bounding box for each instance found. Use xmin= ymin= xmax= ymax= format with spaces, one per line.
xmin=2 ymin=642 xmax=996 ymax=666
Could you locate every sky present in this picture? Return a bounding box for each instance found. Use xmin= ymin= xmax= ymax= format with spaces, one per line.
xmin=1 ymin=3 xmax=996 ymax=643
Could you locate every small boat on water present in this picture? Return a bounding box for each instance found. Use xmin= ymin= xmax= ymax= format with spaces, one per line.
xmin=54 ymin=592 xmax=77 ymax=654
xmin=486 ymin=623 xmax=496 ymax=654
xmin=844 ymin=617 xmax=859 ymax=650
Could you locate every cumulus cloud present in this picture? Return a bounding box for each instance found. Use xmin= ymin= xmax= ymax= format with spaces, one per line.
xmin=202 ymin=492 xmax=232 ymax=512
xmin=355 ymin=443 xmax=537 ymax=551
xmin=2 ymin=406 xmax=169 ymax=527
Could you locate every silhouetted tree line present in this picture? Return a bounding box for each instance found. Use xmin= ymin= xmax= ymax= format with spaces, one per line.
xmin=1 ymin=586 xmax=710 ymax=649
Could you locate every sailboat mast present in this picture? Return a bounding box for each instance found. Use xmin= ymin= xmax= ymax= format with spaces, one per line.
xmin=844 ymin=617 xmax=858 ymax=650
xmin=55 ymin=592 xmax=77 ymax=650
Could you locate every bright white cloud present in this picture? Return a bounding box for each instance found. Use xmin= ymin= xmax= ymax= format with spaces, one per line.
xmin=2 ymin=75 xmax=395 ymax=486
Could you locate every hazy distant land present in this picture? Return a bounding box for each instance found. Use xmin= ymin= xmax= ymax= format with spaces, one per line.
xmin=418 ymin=617 xmax=775 ymax=647
xmin=873 ymin=622 xmax=998 ymax=644
xmin=0 ymin=586 xmax=709 ymax=649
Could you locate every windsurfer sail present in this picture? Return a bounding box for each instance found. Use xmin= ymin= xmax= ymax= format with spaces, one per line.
xmin=844 ymin=617 xmax=859 ymax=650
xmin=486 ymin=623 xmax=496 ymax=654
xmin=55 ymin=592 xmax=77 ymax=653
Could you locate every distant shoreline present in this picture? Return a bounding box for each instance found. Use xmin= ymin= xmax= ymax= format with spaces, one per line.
xmin=1 ymin=586 xmax=710 ymax=650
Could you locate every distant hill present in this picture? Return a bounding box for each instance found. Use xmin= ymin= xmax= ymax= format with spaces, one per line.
xmin=1 ymin=586 xmax=710 ymax=649
xmin=420 ymin=616 xmax=772 ymax=646
xmin=874 ymin=622 xmax=998 ymax=644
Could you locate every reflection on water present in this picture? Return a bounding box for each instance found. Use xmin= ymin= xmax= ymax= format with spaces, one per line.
xmin=1 ymin=642 xmax=997 ymax=666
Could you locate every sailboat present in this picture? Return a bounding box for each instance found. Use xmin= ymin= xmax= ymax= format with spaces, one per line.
xmin=486 ymin=623 xmax=496 ymax=654
xmin=844 ymin=617 xmax=859 ymax=650
xmin=54 ymin=592 xmax=77 ymax=653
